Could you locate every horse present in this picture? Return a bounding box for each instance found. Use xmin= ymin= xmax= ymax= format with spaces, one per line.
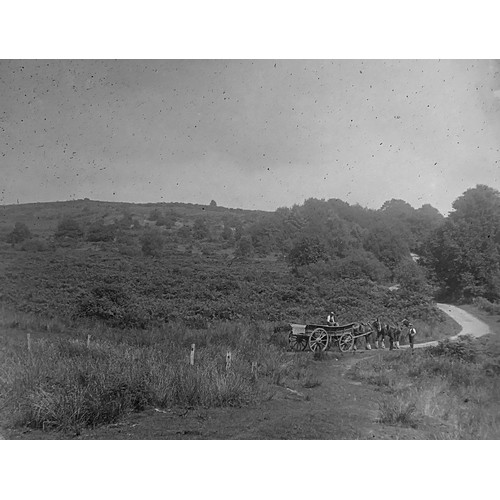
xmin=372 ymin=318 xmax=386 ymax=349
xmin=384 ymin=322 xmax=402 ymax=349
xmin=352 ymin=321 xmax=373 ymax=351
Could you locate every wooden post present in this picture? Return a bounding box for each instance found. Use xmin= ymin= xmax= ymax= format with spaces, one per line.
xmin=251 ymin=361 xmax=257 ymax=378
xmin=27 ymin=333 xmax=31 ymax=353
xmin=226 ymin=351 xmax=232 ymax=372
xmin=87 ymin=334 xmax=91 ymax=349
xmin=190 ymin=343 xmax=195 ymax=365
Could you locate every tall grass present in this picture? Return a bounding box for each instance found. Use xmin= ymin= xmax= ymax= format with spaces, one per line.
xmin=348 ymin=337 xmax=500 ymax=439
xmin=377 ymin=398 xmax=418 ymax=427
xmin=0 ymin=317 xmax=302 ymax=433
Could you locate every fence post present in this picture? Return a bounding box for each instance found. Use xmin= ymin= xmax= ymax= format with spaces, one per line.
xmin=226 ymin=351 xmax=232 ymax=372
xmin=190 ymin=343 xmax=195 ymax=366
xmin=27 ymin=333 xmax=31 ymax=353
xmin=87 ymin=334 xmax=91 ymax=349
xmin=251 ymin=361 xmax=257 ymax=379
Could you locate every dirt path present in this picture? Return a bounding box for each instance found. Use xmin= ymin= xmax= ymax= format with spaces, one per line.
xmin=400 ymin=303 xmax=491 ymax=349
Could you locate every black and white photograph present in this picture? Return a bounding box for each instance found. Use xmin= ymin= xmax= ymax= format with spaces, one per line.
xmin=2 ymin=56 xmax=499 ymax=443
xmin=0 ymin=2 xmax=498 ymax=498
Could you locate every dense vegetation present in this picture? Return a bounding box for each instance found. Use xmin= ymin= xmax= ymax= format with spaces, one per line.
xmin=0 ymin=315 xmax=307 ymax=432
xmin=0 ymin=196 xmax=448 ymax=330
xmin=421 ymin=185 xmax=500 ymax=303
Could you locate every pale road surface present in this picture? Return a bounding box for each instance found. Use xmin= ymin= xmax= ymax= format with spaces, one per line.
xmin=401 ymin=302 xmax=491 ymax=349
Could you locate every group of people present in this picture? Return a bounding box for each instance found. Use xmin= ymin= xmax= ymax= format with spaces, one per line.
xmin=326 ymin=312 xmax=418 ymax=352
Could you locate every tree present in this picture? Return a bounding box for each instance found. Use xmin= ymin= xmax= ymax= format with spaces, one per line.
xmin=363 ymin=222 xmax=409 ymax=268
xmin=209 ymin=200 xmax=217 ymax=207
xmin=7 ymin=222 xmax=32 ymax=244
xmin=287 ymin=236 xmax=327 ymax=269
xmin=423 ymin=185 xmax=500 ymax=301
xmin=393 ymin=258 xmax=428 ymax=293
xmin=193 ymin=218 xmax=209 ymax=239
xmin=380 ymin=198 xmax=415 ymax=218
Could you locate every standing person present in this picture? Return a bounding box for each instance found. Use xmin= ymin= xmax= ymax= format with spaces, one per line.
xmin=385 ymin=324 xmax=395 ymax=350
xmin=408 ymin=323 xmax=417 ymax=352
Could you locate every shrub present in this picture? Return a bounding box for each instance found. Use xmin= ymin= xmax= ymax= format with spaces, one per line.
xmin=7 ymin=222 xmax=32 ymax=244
xmin=428 ymin=336 xmax=477 ymax=363
xmin=193 ymin=218 xmax=209 ymax=240
xmin=141 ymin=229 xmax=164 ymax=257
xmin=19 ymin=238 xmax=48 ymax=252
xmin=74 ymin=285 xmax=150 ymax=329
xmin=235 ymin=235 xmax=254 ymax=258
xmin=377 ymin=397 xmax=418 ymax=427
xmin=87 ymin=223 xmax=116 ymax=242
xmin=55 ymin=218 xmax=84 ymax=240
xmin=473 ymin=297 xmax=500 ymax=315
xmin=287 ymin=236 xmax=327 ymax=268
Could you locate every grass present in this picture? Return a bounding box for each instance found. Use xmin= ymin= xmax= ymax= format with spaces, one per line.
xmin=0 ymin=314 xmax=304 ymax=433
xmin=348 ymin=336 xmax=500 ymax=438
xmin=377 ymin=398 xmax=418 ymax=427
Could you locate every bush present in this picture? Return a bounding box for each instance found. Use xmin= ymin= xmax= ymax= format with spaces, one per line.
xmin=377 ymin=397 xmax=418 ymax=427
xmin=287 ymin=236 xmax=327 ymax=268
xmin=74 ymin=285 xmax=150 ymax=329
xmin=55 ymin=218 xmax=84 ymax=240
xmin=7 ymin=222 xmax=32 ymax=244
xmin=141 ymin=229 xmax=164 ymax=257
xmin=87 ymin=223 xmax=116 ymax=242
xmin=473 ymin=297 xmax=500 ymax=315
xmin=428 ymin=336 xmax=477 ymax=363
xmin=235 ymin=235 xmax=254 ymax=258
xmin=19 ymin=238 xmax=48 ymax=252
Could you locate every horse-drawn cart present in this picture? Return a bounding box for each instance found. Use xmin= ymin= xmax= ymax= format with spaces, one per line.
xmin=289 ymin=322 xmax=373 ymax=352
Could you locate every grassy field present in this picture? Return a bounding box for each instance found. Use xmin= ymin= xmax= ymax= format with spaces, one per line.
xmin=0 ymin=310 xmax=324 ymax=433
xmin=348 ymin=334 xmax=500 ymax=438
xmin=0 ymin=199 xmax=462 ymax=436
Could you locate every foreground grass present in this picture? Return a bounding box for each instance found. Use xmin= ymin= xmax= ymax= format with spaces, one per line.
xmin=0 ymin=313 xmax=309 ymax=433
xmin=349 ymin=335 xmax=500 ymax=439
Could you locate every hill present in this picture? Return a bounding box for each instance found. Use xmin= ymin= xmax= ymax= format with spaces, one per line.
xmin=0 ymin=196 xmax=447 ymax=329
xmin=0 ymin=196 xmax=467 ymax=437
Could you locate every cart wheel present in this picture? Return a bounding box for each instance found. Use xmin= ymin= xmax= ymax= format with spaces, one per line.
xmin=309 ymin=328 xmax=329 ymax=352
xmin=339 ymin=332 xmax=354 ymax=352
xmin=288 ymin=333 xmax=307 ymax=351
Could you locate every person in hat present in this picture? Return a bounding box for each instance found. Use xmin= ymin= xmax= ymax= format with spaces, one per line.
xmin=327 ymin=311 xmax=338 ymax=326
xmin=408 ymin=323 xmax=417 ymax=352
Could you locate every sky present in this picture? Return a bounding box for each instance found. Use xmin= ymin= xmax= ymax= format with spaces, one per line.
xmin=1 ymin=59 xmax=499 ymax=215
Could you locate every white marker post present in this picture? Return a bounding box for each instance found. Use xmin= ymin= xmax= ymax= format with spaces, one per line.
xmin=251 ymin=361 xmax=257 ymax=379
xmin=190 ymin=344 xmax=195 ymax=366
xmin=27 ymin=333 xmax=31 ymax=353
xmin=87 ymin=334 xmax=91 ymax=349
xmin=226 ymin=351 xmax=232 ymax=372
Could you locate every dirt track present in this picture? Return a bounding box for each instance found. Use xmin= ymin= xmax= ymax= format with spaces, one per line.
xmin=401 ymin=303 xmax=491 ymax=349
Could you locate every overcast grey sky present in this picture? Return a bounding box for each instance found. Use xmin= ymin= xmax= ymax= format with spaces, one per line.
xmin=1 ymin=59 xmax=499 ymax=214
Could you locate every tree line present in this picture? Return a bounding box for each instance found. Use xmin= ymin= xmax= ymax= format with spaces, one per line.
xmin=5 ymin=185 xmax=499 ymax=304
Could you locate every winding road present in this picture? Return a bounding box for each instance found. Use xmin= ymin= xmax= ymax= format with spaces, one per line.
xmin=402 ymin=303 xmax=491 ymax=349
